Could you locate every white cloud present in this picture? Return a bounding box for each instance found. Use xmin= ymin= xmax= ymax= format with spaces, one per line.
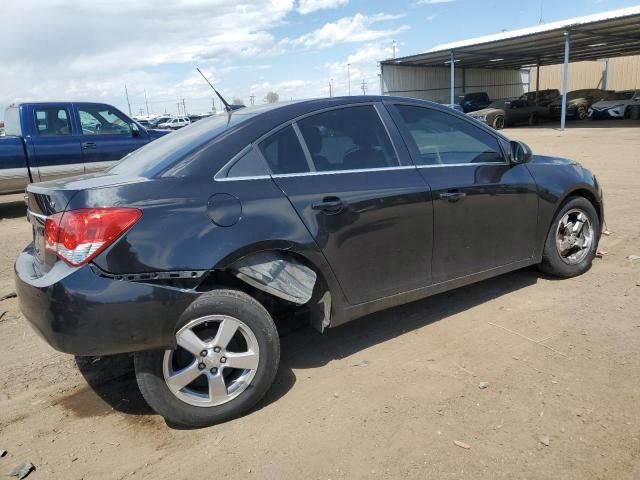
xmin=297 ymin=0 xmax=348 ymax=15
xmin=293 ymin=13 xmax=409 ymax=48
xmin=417 ymin=0 xmax=454 ymax=4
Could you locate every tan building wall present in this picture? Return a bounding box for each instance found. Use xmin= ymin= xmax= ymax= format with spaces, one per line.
xmin=531 ymin=55 xmax=640 ymax=91
xmin=381 ymin=64 xmax=527 ymax=103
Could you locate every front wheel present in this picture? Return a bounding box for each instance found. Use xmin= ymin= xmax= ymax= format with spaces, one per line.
xmin=492 ymin=115 xmax=505 ymax=130
xmin=135 ymin=289 xmax=280 ymax=427
xmin=538 ymin=196 xmax=600 ymax=278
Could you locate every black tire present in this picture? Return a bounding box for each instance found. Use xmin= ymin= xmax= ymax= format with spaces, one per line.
xmin=492 ymin=115 xmax=505 ymax=130
xmin=528 ymin=113 xmax=539 ymax=126
xmin=577 ymin=105 xmax=588 ymax=120
xmin=538 ymin=196 xmax=600 ymax=278
xmin=135 ymin=289 xmax=280 ymax=428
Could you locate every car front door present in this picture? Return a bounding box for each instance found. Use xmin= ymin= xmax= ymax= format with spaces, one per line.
xmin=29 ymin=105 xmax=84 ymax=182
xmin=77 ymin=104 xmax=149 ymax=173
xmin=263 ymin=104 xmax=434 ymax=305
xmin=388 ymin=103 xmax=539 ymax=283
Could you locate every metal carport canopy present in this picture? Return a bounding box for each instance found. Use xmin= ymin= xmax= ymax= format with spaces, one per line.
xmin=381 ymin=6 xmax=640 ymax=129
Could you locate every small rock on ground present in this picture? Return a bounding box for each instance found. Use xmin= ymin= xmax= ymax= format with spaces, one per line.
xmin=352 ymin=360 xmax=369 ymax=367
xmin=538 ymin=435 xmax=550 ymax=446
xmin=9 ymin=462 xmax=35 ymax=480
xmin=479 ymin=382 xmax=490 ymax=389
xmin=453 ymin=440 xmax=471 ymax=450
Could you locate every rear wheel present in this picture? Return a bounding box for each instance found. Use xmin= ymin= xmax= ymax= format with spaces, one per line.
xmin=577 ymin=105 xmax=588 ymax=120
xmin=492 ymin=115 xmax=505 ymax=130
xmin=135 ymin=289 xmax=280 ymax=427
xmin=538 ymin=196 xmax=600 ymax=278
xmin=528 ymin=113 xmax=539 ymax=126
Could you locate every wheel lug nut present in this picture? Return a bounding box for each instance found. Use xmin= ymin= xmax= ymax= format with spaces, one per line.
xmin=198 ymin=363 xmax=206 ymax=370
xmin=200 ymin=350 xmax=208 ymax=357
xmin=220 ymin=357 xmax=227 ymax=364
xmin=210 ymin=367 xmax=218 ymax=374
xmin=213 ymin=346 xmax=221 ymax=353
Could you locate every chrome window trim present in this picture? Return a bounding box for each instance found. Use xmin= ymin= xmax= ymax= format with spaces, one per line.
xmin=271 ymin=165 xmax=416 ymax=179
xmin=416 ymin=162 xmax=507 ymax=169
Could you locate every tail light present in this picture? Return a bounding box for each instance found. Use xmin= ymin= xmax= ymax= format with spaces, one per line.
xmin=45 ymin=208 xmax=142 ymax=266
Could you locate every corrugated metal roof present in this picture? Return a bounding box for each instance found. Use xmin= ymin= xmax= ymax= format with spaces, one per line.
xmin=382 ymin=7 xmax=640 ymax=70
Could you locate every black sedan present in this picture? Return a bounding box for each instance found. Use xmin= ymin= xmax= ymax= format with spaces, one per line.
xmin=15 ymin=96 xmax=603 ymax=427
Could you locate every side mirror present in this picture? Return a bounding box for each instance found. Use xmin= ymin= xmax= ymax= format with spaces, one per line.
xmin=131 ymin=122 xmax=140 ymax=137
xmin=510 ymin=140 xmax=532 ymax=164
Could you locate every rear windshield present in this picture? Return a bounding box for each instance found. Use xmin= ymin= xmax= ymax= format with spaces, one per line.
xmin=109 ymin=113 xmax=247 ymax=178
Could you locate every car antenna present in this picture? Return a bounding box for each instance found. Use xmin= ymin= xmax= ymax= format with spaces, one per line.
xmin=196 ymin=68 xmax=244 ymax=114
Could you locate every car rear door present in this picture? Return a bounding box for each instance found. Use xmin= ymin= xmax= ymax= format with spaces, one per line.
xmin=388 ymin=102 xmax=538 ymax=283
xmin=76 ymin=103 xmax=148 ymax=173
xmin=28 ymin=105 xmax=84 ymax=182
xmin=263 ymin=103 xmax=434 ymax=305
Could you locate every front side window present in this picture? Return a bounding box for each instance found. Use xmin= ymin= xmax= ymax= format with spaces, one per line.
xmin=396 ymin=105 xmax=504 ymax=166
xmin=258 ymin=125 xmax=309 ymax=174
xmin=79 ymin=106 xmax=131 ymax=135
xmin=35 ymin=108 xmax=71 ymax=136
xmin=297 ymin=105 xmax=399 ymax=172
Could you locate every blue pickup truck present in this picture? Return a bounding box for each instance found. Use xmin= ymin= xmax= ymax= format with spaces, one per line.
xmin=0 ymin=102 xmax=170 ymax=195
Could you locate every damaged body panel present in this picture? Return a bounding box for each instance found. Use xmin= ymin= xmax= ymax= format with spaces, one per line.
xmin=231 ymin=252 xmax=317 ymax=305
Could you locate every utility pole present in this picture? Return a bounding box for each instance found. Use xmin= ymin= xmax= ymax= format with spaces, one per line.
xmin=144 ymin=90 xmax=150 ymax=115
xmin=347 ymin=64 xmax=351 ymax=96
xmin=177 ymin=101 xmax=181 ymax=115
xmin=392 ymin=40 xmax=397 ymax=59
xmin=182 ymin=98 xmax=187 ymax=116
xmin=329 ymin=78 xmax=333 ymax=97
xmin=361 ymin=79 xmax=368 ymax=95
xmin=249 ymin=94 xmax=255 ymax=106
xmin=124 ymin=84 xmax=132 ymax=116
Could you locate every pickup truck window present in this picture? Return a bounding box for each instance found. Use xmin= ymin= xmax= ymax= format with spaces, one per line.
xmin=35 ymin=108 xmax=71 ymax=136
xmin=79 ymin=106 xmax=131 ymax=135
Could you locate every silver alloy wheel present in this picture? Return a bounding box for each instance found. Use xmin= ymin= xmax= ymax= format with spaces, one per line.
xmin=494 ymin=116 xmax=505 ymax=129
xmin=555 ymin=208 xmax=594 ymax=265
xmin=163 ymin=315 xmax=260 ymax=407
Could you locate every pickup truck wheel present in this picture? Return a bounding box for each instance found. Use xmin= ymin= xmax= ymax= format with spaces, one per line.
xmin=492 ymin=115 xmax=505 ymax=130
xmin=134 ymin=289 xmax=280 ymax=428
xmin=538 ymin=196 xmax=600 ymax=278
xmin=577 ymin=106 xmax=588 ymax=120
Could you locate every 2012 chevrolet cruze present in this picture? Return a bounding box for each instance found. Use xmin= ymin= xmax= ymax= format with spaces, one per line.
xmin=15 ymin=96 xmax=603 ymax=427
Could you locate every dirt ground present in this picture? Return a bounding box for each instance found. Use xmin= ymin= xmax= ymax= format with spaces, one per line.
xmin=1 ymin=121 xmax=639 ymax=480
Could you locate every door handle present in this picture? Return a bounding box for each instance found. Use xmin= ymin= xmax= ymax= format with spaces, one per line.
xmin=439 ymin=191 xmax=467 ymax=202
xmin=82 ymin=142 xmax=97 ymax=150
xmin=311 ymin=197 xmax=344 ymax=213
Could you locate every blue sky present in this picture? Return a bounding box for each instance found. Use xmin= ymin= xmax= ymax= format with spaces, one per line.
xmin=1 ymin=0 xmax=638 ymax=119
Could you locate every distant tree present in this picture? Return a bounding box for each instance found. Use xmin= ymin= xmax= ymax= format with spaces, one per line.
xmin=265 ymin=91 xmax=279 ymax=104
xmin=232 ymin=98 xmax=244 ymax=106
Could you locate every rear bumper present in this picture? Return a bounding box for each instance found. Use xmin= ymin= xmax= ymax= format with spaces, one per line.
xmin=15 ymin=244 xmax=199 ymax=356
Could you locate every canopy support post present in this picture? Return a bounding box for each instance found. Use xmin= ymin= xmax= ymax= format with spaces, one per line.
xmin=450 ymin=50 xmax=455 ymax=106
xmin=560 ymin=31 xmax=571 ymax=131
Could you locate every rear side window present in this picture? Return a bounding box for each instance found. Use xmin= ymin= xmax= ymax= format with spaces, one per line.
xmin=396 ymin=105 xmax=504 ymax=166
xmin=297 ymin=105 xmax=399 ymax=172
xmin=226 ymin=147 xmax=270 ymax=178
xmin=258 ymin=125 xmax=310 ymax=174
xmin=35 ymin=108 xmax=71 ymax=136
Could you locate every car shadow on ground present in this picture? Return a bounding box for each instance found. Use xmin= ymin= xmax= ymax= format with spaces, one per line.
xmin=279 ymin=268 xmax=539 ymax=370
xmin=70 ymin=268 xmax=538 ymax=424
xmin=0 ymin=200 xmax=27 ymax=220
